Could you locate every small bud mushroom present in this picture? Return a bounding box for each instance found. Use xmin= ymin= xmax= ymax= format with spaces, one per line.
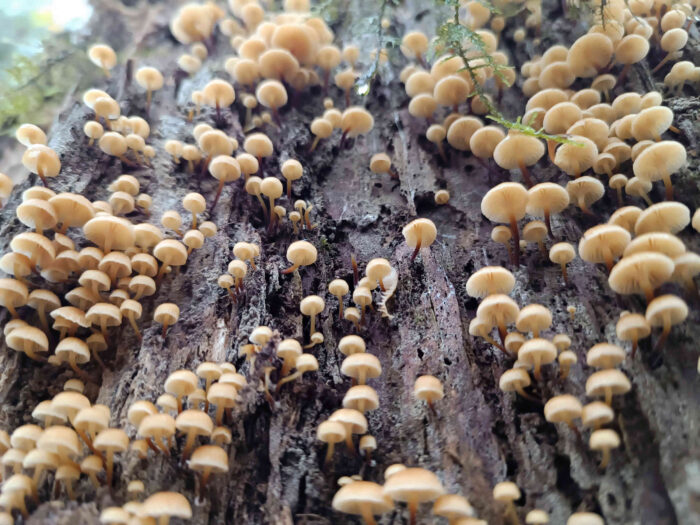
xmin=402 ymin=218 xmax=437 ymax=262
xmin=645 ymin=294 xmax=688 ymax=350
xmin=282 ymin=240 xmax=317 ymax=274
xmin=141 ymin=492 xmax=192 ymax=525
xmin=490 ymin=225 xmax=513 ymax=262
xmin=653 ymin=27 xmax=688 ymax=72
xmin=154 ymin=303 xmax=180 ymax=338
xmin=522 ymin=221 xmax=548 ymax=258
xmin=493 ymin=481 xmax=521 ymax=525
xmin=527 ymin=183 xmax=570 ymax=238
xmin=413 ymin=375 xmax=444 ymax=411
xmin=519 ymin=338 xmax=557 ymax=380
xmin=369 ymin=153 xmax=397 ymax=179
xmin=328 ymin=278 xmax=349 ymax=318
xmin=183 ymin=230 xmax=204 ymax=255
xmin=88 ymin=44 xmax=116 ymax=77
xmin=16 ymin=123 xmax=47 ymax=146
xmin=243 ymin=132 xmax=273 ymax=178
xmin=334 ymin=67 xmax=358 ymax=107
xmin=566 ymin=176 xmax=605 ymax=216
xmin=118 ymin=299 xmax=142 ymax=340
xmin=55 ymin=337 xmax=90 ymax=379
xmin=277 ymin=353 xmax=318 ymax=390
xmin=339 ymin=106 xmax=374 ymax=147
xmin=589 ymin=428 xmax=620 ymax=470
xmin=134 ymin=67 xmax=164 ymax=113
xmin=22 ymin=144 xmax=61 ymax=187
xmin=544 ymin=394 xmax=582 ymax=432
xmin=633 ymin=140 xmax=686 ymax=201
xmin=81 ymin=119 xmax=103 ymax=145
xmin=477 ymin=294 xmax=519 ymax=347
xmin=300 ymin=295 xmax=325 ymax=338
xmin=93 ymin=428 xmax=128 ymax=487
xmin=332 ymin=480 xmax=394 ymax=525
xmin=384 ymin=467 xmax=445 ymax=525
xmin=309 ymin=118 xmax=333 ymax=152
xmin=317 ymin=420 xmax=346 ymax=465
xmin=558 ymin=350 xmax=577 ymax=379
xmin=352 ymin=286 xmax=372 ymax=325
xmin=260 ymin=177 xmax=283 ymax=227
xmin=549 ymin=243 xmax=576 ymax=285
xmin=625 ymin=177 xmax=653 ymax=206
xmin=366 ymin=258 xmax=393 ymax=292
xmin=482 ymin=183 xmax=529 ymax=266
xmin=181 ymin=193 xmax=206 ymax=230
xmin=581 ymin=401 xmax=615 ymax=432
xmin=276 ymin=159 xmax=303 ymax=200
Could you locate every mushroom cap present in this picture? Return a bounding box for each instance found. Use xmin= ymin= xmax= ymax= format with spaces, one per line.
xmin=433 ymin=494 xmax=475 ymax=520
xmin=83 ymin=216 xmax=135 ymax=252
xmin=56 ymin=337 xmax=90 ymax=365
xmin=543 ymin=102 xmax=582 ymax=134
xmin=554 ymin=136 xmax=598 ymax=176
xmin=154 ymin=303 xmax=180 ymax=325
xmin=578 ymin=224 xmax=631 ymax=264
xmin=522 ymin=221 xmax=547 ymax=243
xmin=329 ymin=278 xmax=350 ymax=297
xmin=631 ymin=106 xmax=674 ymax=141
xmin=300 ymin=295 xmax=325 ymax=316
xmin=343 ymin=385 xmax=380 ymax=412
xmin=549 ymin=242 xmax=576 ymax=265
xmin=329 ymin=408 xmax=367 ymax=435
xmin=526 ymin=509 xmax=550 ymax=524
xmin=519 ymin=338 xmax=557 ymax=368
xmin=466 ymin=266 xmax=515 ymax=298
xmin=589 ymin=428 xmax=620 ymax=451
xmin=609 ymin=206 xmax=642 ymax=233
xmin=189 ymin=444 xmax=229 ymax=473
xmin=286 ymin=240 xmax=317 ymax=267
xmin=86 ymin=302 xmax=122 ymax=328
xmin=544 ymin=394 xmax=583 ymax=423
xmin=516 ymin=304 xmax=552 ymax=334
xmin=310 ymin=118 xmax=333 ymax=139
xmin=567 ymin=33 xmax=613 ymax=77
xmin=154 ymin=239 xmax=188 ymax=267
xmin=405 ymin=71 xmax=435 ymax=97
xmin=608 ymin=251 xmax=674 ymax=296
xmin=341 ymin=107 xmax=374 ymax=137
xmin=338 ymin=335 xmax=366 ymax=356
xmin=333 ymin=480 xmax=394 ymax=517
xmin=526 ymin=88 xmax=568 ymax=112
xmin=366 ymin=258 xmax=392 ymax=284
xmin=645 ymin=294 xmax=688 ymax=327
xmin=408 ymin=94 xmax=437 ymax=119
xmin=49 ymin=193 xmax=95 ymax=228
xmin=414 ymin=375 xmax=444 ymax=403
xmin=402 ymin=218 xmax=437 ymax=249
xmin=477 ymin=294 xmax=519 ymax=327
xmin=7 ymin=326 xmax=49 ymax=356
xmin=470 ymin=126 xmax=506 ymax=159
xmin=481 ymin=182 xmax=529 ymax=223
xmin=634 ymin=202 xmax=690 ymax=235
xmin=22 ymin=144 xmax=61 ymax=177
xmin=582 ymin=401 xmax=615 ymax=429
xmin=0 ymin=278 xmax=29 ymax=310
xmin=568 ymin=118 xmax=610 ymax=151
xmin=0 ymin=253 xmax=32 ymax=278
xmin=586 ymin=369 xmax=631 ymax=398
xmin=140 ymin=492 xmax=192 ymax=521
xmin=624 ymin=232 xmax=685 ymax=258
xmin=566 ymin=176 xmax=605 ymax=208
xmin=587 ymin=343 xmax=626 ymax=369
xmin=527 ymin=183 xmax=570 ymax=216
xmin=37 ymin=425 xmax=81 ymax=457
xmin=434 ymin=75 xmax=472 ymax=107
xmin=244 ymin=133 xmax=274 ymax=158
xmin=504 ymin=333 xmax=526 ymax=355
xmin=294 ymin=354 xmax=319 ymax=373
xmin=317 ymin=420 xmax=346 ymax=443
xmin=138 ymin=413 xmax=176 ymax=439
xmin=94 ymin=428 xmax=129 ymax=454
xmin=616 ymin=312 xmax=651 ymax=342
xmin=16 ymin=199 xmax=57 ymax=232
xmin=633 ymin=140 xmax=686 ymax=182
xmin=51 ymin=306 xmax=89 ymax=328
xmin=614 ymin=34 xmax=649 ymax=65
xmin=383 ymin=468 xmax=445 ymax=503
xmin=673 ymin=252 xmax=700 ymax=283
xmin=11 ymin=232 xmax=55 ymax=268
xmin=493 ymin=134 xmax=545 ymax=169
xmin=493 ymin=481 xmax=521 ymax=502
xmin=16 ymin=123 xmax=47 ymax=146
xmin=341 ymin=353 xmax=381 ymax=381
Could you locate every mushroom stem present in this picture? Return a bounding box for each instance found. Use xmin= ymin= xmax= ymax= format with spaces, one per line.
xmin=68 ymin=353 xmax=88 ymax=381
xmin=37 ymin=166 xmax=48 ymax=188
xmin=517 ymin=160 xmax=534 ymax=188
xmin=544 ymin=209 xmax=553 ymax=238
xmin=599 ymin=448 xmax=611 ymax=470
xmin=337 ymin=300 xmax=344 ymax=320
xmin=436 ymin=142 xmax=447 ymax=163
xmin=630 ymin=338 xmax=639 ymax=358
xmin=577 ymin=197 xmax=595 ymax=217
xmin=360 ymin=305 xmax=366 ymax=326
xmin=182 ymin=431 xmax=197 ymax=461
xmin=324 ymin=442 xmax=335 ymax=465
xmin=351 ymin=254 xmax=359 ymax=285
xmin=515 ymin=386 xmax=540 ymax=403
xmin=286 ymin=179 xmax=293 ymax=199
xmin=615 ymin=187 xmax=623 ymax=206
xmin=360 ymin=506 xmax=377 ymax=525
xmin=76 ymin=428 xmax=101 ymax=457
xmin=211 ymin=179 xmax=225 ymax=212
xmin=560 ymin=263 xmax=569 ymax=285
xmin=652 ymin=53 xmax=673 ymax=73
xmin=310 ymin=316 xmax=317 ymax=336
xmin=214 ymin=405 xmax=225 ymax=426
xmin=88 ymin=471 xmax=99 ymax=488
xmin=255 ymin=194 xmax=269 ymax=222
xmin=339 ymin=129 xmax=348 ymax=149
xmin=533 ymin=356 xmax=542 ymax=381
xmin=654 ymin=319 xmax=671 ymax=350
xmin=410 ymin=238 xmax=422 ymax=262
xmin=509 ymin=216 xmax=521 ymax=267
xmin=662 ymin=172 xmax=674 ymax=201
xmin=100 ymin=318 xmax=109 ymax=340
xmin=304 ymin=207 xmax=314 ymax=230
xmin=408 ymin=499 xmax=418 ymax=525
xmin=281 ymin=263 xmax=299 ymax=274
xmin=616 ymin=64 xmax=631 ymax=87
xmin=7 ymin=303 xmax=18 ymax=319
xmin=162 ymin=323 xmax=170 ymax=338
xmin=604 ymin=387 xmax=613 ymax=406
xmin=546 ymin=139 xmax=556 ymax=162
xmin=309 ymin=136 xmax=321 ymax=152
xmin=603 ymin=248 xmax=614 ymax=274
xmin=127 ymin=315 xmax=142 ymax=340
xmin=105 ymin=451 xmax=114 ymax=486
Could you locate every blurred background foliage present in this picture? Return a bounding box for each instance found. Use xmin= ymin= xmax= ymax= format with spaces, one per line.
xmin=0 ymin=0 xmax=93 ymax=136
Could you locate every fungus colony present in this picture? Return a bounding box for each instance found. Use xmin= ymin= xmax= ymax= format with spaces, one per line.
xmin=0 ymin=0 xmax=697 ymax=523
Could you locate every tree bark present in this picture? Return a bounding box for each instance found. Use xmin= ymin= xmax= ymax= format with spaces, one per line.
xmin=0 ymin=1 xmax=698 ymax=524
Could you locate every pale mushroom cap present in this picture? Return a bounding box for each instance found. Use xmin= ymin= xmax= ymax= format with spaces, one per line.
xmin=516 ymin=304 xmax=553 ymax=334
xmin=634 ymin=202 xmax=690 ymax=235
xmin=477 ymin=294 xmax=519 ymax=327
xmin=16 ymin=123 xmax=47 ymax=146
xmin=527 ymin=183 xmax=570 ymax=216
xmin=244 ymin=133 xmax=274 ymax=157
xmin=481 ymin=182 xmax=529 ymax=223
xmin=645 ymin=294 xmax=688 ymax=327
xmin=554 ymin=136 xmax=598 ymax=176
xmin=341 ymin=107 xmax=374 ymax=137
xmin=414 ymin=375 xmax=444 ymax=403
xmin=317 ymin=420 xmax=346 ymax=443
xmin=589 ymin=428 xmax=620 ymax=452
xmin=343 ymin=385 xmax=380 ymax=411
xmin=609 ymin=206 xmax=643 ymax=233
xmin=493 ymin=481 xmax=521 ymax=502
xmin=544 ymin=394 xmax=583 ymax=423
xmin=189 ymin=444 xmax=229 ymax=473
xmin=338 ymin=334 xmax=366 ymax=356
xmin=470 ymin=126 xmax=506 ymax=159
xmin=300 ymin=295 xmax=325 ymax=316
xmin=549 ymin=242 xmax=576 ymax=265
xmin=135 ymin=66 xmax=164 ymax=91
xmin=586 ymin=343 xmax=626 ymax=369
xmin=286 ymin=240 xmax=317 ymax=266
xmin=341 ymin=353 xmax=382 ymax=381
xmin=281 ymin=159 xmax=303 ymax=181
xmin=154 ymin=303 xmax=180 ymax=325
xmin=616 ymin=312 xmax=651 ymax=341
xmin=633 ymin=141 xmax=686 ymax=182
xmin=433 ymin=494 xmax=475 ymax=520
xmin=614 ymin=34 xmax=649 ymax=65
xmin=519 ymin=338 xmax=557 ymax=368
xmin=402 ymin=218 xmax=437 ymax=249
xmin=22 ymin=144 xmax=61 ymax=177
xmin=526 ymin=509 xmax=550 ymax=524
xmin=140 ymin=492 xmax=192 ymax=520
xmin=493 ymin=134 xmax=545 ymax=169
xmin=383 ymin=468 xmax=445 ymax=503
xmin=624 ymin=232 xmax=685 ymax=258
xmin=329 ymin=278 xmax=350 ymax=297
xmin=585 ymin=369 xmax=631 ymax=398
xmin=56 ymin=337 xmax=91 ymax=365
xmin=578 ymin=224 xmax=631 ymax=264
xmin=582 ymin=401 xmax=615 ymax=428
xmin=608 ymin=251 xmax=674 ymax=296
xmin=567 ymin=176 xmax=605 ymax=208
xmin=333 ymin=481 xmax=394 ymax=516
xmin=466 ymin=266 xmax=515 ymax=298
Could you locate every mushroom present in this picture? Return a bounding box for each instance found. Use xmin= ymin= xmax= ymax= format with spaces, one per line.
xmin=22 ymin=144 xmax=61 ymax=187
xmin=633 ymin=140 xmax=686 ymax=201
xmin=413 ymin=375 xmax=444 ymax=411
xmin=86 ymin=302 xmax=122 ymax=340
xmin=477 ymin=294 xmax=519 ymax=346
xmin=586 ymin=369 xmax=631 ymax=406
xmin=579 ymin=224 xmax=631 ymax=273
xmin=154 ymin=303 xmax=180 ymax=337
xmin=519 ymin=338 xmax=557 ymax=380
xmin=93 ymin=428 xmax=129 ymax=486
xmin=332 ymin=481 xmax=394 ymax=525
xmin=526 ymin=509 xmax=550 ymax=525
xmin=616 ymin=312 xmax=651 ymax=358
xmin=558 ymin=350 xmax=577 ymax=379
xmin=340 ymin=107 xmax=374 ymax=147
xmin=189 ymin=444 xmax=228 ymax=492
xmin=202 ymin=78 xmax=235 ymax=125
xmin=402 ymin=218 xmax=437 ymax=262
xmin=634 ymin=201 xmax=690 ymax=235
xmin=493 ymin=133 xmax=545 ymax=187
xmin=341 ymin=353 xmax=381 ymax=385
xmin=328 ymin=279 xmax=349 ymax=318
xmin=466 ymin=266 xmax=515 ymax=298
xmin=140 ymin=492 xmax=192 ymax=525
xmin=589 ymin=428 xmax=620 ymax=469
xmin=527 ymin=183 xmax=570 ymax=237
xmin=369 ymin=153 xmax=398 ymax=179
xmin=608 ymin=251 xmax=674 ymax=303
xmin=645 ymin=294 xmax=688 ymax=349
xmin=0 ymin=278 xmax=29 ymax=319
xmin=522 ymin=221 xmax=548 ymax=258
xmin=481 ymin=183 xmax=529 ymax=266
xmin=493 ymin=481 xmax=521 ymax=525
xmin=134 ymin=67 xmax=164 ymax=112
xmin=544 ymin=394 xmax=582 ymax=433
xmin=260 ymin=177 xmax=283 ymax=226
xmin=516 ymin=304 xmax=552 ymax=337
xmin=383 ymin=468 xmax=445 ymax=525
xmin=549 ymin=243 xmax=575 ymax=284
xmin=309 ymin=118 xmax=334 ymax=152
xmin=566 ymin=176 xmax=604 ymax=216
xmin=282 ymin=240 xmax=317 ymax=274
xmin=300 ymin=295 xmax=325 ymax=337
xmin=317 ymin=420 xmax=346 ymax=465
xmin=243 ymin=133 xmax=274 ymax=177
xmin=55 ymin=338 xmax=90 ymax=379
